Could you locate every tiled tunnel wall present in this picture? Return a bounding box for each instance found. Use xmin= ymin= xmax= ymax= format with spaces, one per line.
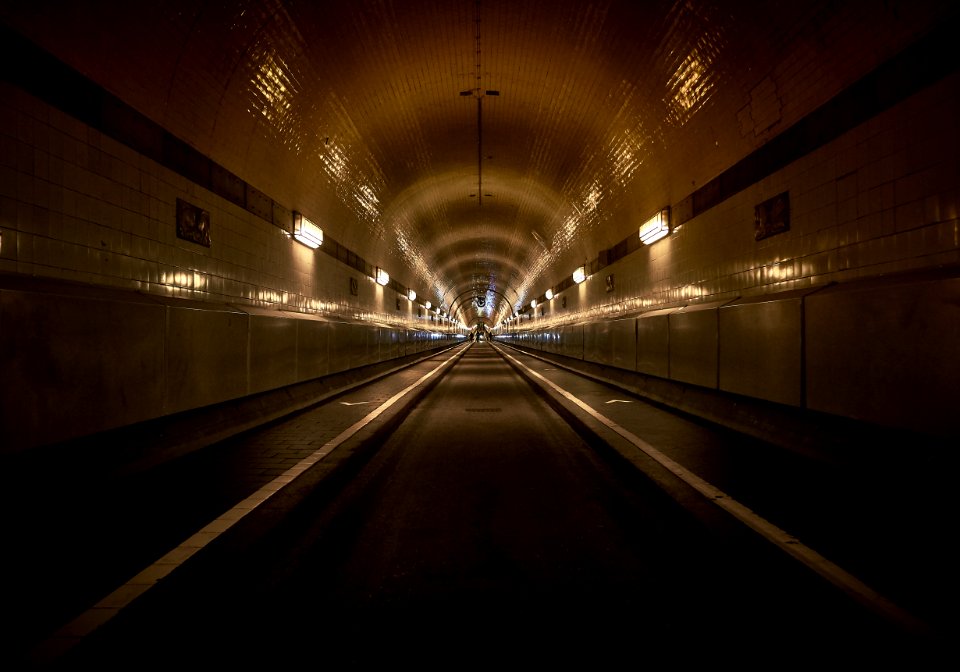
xmin=498 ymin=269 xmax=960 ymax=439
xmin=2 ymin=27 xmax=959 ymax=452
xmin=497 ymin=68 xmax=960 ymax=441
xmin=0 ymin=275 xmax=463 ymax=452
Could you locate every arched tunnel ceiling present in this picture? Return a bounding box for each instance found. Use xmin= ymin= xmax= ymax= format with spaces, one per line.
xmin=1 ymin=0 xmax=949 ymax=325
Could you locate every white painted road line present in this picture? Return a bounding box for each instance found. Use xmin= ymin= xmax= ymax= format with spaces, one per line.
xmin=497 ymin=345 xmax=931 ymax=637
xmin=30 ymin=345 xmax=468 ymax=666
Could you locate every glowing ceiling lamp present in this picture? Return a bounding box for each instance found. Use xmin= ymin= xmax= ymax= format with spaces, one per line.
xmin=573 ymin=266 xmax=586 ymax=284
xmin=639 ymin=207 xmax=670 ymax=245
xmin=408 ymin=289 xmax=417 ymax=301
xmin=292 ymin=212 xmax=323 ymax=249
xmin=545 ymin=289 xmax=554 ymax=300
xmin=375 ymin=267 xmax=389 ymax=286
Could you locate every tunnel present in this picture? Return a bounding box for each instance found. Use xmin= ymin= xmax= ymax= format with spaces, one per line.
xmin=1 ymin=0 xmax=958 ymax=668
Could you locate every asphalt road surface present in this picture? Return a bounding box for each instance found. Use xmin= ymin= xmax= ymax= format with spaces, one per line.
xmin=20 ymin=344 xmax=944 ymax=669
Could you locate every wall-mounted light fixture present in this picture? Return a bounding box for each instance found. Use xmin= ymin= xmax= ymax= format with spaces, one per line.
xmin=545 ymin=289 xmax=554 ymax=300
xmin=573 ymin=266 xmax=586 ymax=284
xmin=530 ymin=299 xmax=537 ymax=309
xmin=425 ymin=301 xmax=432 ymax=310
xmin=408 ymin=289 xmax=417 ymax=301
xmin=639 ymin=207 xmax=670 ymax=245
xmin=293 ymin=212 xmax=323 ymax=249
xmin=375 ymin=267 xmax=389 ymax=286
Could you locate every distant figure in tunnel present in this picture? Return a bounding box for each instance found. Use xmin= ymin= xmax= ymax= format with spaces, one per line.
xmin=471 ymin=324 xmax=488 ymax=342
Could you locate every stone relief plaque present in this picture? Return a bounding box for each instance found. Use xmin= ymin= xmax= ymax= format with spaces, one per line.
xmin=176 ymin=198 xmax=211 ymax=247
xmin=755 ymin=191 xmax=790 ymax=241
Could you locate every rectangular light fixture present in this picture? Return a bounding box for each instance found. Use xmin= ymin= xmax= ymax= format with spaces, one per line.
xmin=375 ymin=267 xmax=389 ymax=286
xmin=573 ymin=266 xmax=586 ymax=284
xmin=639 ymin=207 xmax=670 ymax=245
xmin=292 ymin=211 xmax=323 ymax=249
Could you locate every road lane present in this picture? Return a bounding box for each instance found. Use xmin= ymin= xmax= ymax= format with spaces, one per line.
xmin=57 ymin=343 xmax=929 ymax=669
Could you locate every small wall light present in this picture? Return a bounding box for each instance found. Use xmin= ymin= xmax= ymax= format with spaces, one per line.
xmin=530 ymin=299 xmax=537 ymax=309
xmin=425 ymin=301 xmax=432 ymax=310
xmin=639 ymin=207 xmax=670 ymax=245
xmin=376 ymin=267 xmax=389 ymax=286
xmin=293 ymin=212 xmax=323 ymax=249
xmin=407 ymin=289 xmax=417 ymax=301
xmin=545 ymin=289 xmax=554 ymax=300
xmin=573 ymin=266 xmax=586 ymax=284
